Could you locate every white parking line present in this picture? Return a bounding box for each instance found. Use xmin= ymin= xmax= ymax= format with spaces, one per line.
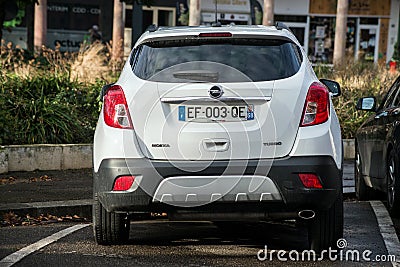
xmin=370 ymin=201 xmax=400 ymax=267
xmin=0 ymin=224 xmax=90 ymax=267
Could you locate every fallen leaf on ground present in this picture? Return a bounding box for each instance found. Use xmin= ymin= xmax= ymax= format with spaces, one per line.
xmin=1 ymin=212 xmax=88 ymax=227
xmin=29 ymin=175 xmax=53 ymax=183
xmin=0 ymin=177 xmax=17 ymax=185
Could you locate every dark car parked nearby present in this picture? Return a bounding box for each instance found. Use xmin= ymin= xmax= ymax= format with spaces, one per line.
xmin=355 ymin=75 xmax=400 ymax=216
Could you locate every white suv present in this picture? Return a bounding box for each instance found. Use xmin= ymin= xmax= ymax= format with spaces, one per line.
xmin=93 ymin=23 xmax=343 ymax=251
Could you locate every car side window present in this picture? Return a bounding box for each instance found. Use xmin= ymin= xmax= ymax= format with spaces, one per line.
xmin=382 ymin=79 xmax=400 ymax=109
xmin=391 ymin=82 xmax=400 ymax=108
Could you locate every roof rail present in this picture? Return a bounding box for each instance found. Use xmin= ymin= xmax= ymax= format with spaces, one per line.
xmin=275 ymin=22 xmax=290 ymax=31
xmin=146 ymin=24 xmax=158 ymax=32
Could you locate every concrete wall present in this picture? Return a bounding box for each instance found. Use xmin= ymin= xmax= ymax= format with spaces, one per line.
xmin=0 ymin=140 xmax=356 ymax=174
xmin=343 ymin=139 xmax=355 ymax=160
xmin=0 ymin=144 xmax=92 ymax=173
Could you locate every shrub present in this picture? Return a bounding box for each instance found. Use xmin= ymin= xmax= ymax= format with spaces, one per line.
xmin=0 ymin=42 xmax=113 ymax=145
xmin=315 ymin=60 xmax=395 ymax=139
xmin=0 ymin=71 xmax=101 ymax=144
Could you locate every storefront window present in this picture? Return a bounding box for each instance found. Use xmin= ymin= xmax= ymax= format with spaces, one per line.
xmin=308 ymin=17 xmax=335 ymax=64
xmin=358 ymin=27 xmax=377 ymax=62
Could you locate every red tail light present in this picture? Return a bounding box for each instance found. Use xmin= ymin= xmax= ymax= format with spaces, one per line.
xmin=103 ymin=85 xmax=133 ymax=129
xmin=298 ymin=173 xmax=323 ymax=189
xmin=113 ymin=176 xmax=135 ymax=191
xmin=300 ymin=82 xmax=330 ymax=127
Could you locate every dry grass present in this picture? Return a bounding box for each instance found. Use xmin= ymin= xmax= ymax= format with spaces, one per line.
xmin=70 ymin=43 xmax=114 ymax=83
xmin=315 ymin=59 xmax=399 ymax=138
xmin=0 ymin=40 xmax=121 ymax=84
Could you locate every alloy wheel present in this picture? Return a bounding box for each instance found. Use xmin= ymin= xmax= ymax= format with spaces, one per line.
xmin=388 ymin=155 xmax=396 ymax=209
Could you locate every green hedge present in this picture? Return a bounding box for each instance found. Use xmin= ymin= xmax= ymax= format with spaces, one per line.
xmin=0 ymin=71 xmax=101 ymax=145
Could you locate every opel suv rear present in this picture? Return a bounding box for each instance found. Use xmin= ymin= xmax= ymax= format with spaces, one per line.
xmin=93 ymin=24 xmax=343 ymax=252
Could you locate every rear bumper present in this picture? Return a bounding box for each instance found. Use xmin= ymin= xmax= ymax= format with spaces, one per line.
xmin=94 ymin=156 xmax=342 ymax=216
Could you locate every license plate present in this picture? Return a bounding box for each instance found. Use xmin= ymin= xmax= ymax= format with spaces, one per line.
xmin=178 ymin=105 xmax=254 ymax=121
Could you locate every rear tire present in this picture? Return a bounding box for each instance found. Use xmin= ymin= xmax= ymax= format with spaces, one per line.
xmin=93 ymin=194 xmax=130 ymax=245
xmin=355 ymin=147 xmax=376 ymax=200
xmin=386 ymin=150 xmax=400 ymax=217
xmin=308 ymin=191 xmax=343 ymax=252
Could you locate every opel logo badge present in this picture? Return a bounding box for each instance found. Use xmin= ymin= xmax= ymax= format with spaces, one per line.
xmin=209 ymin=85 xmax=224 ymax=99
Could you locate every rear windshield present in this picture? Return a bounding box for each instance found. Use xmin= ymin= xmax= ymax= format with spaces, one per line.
xmin=131 ymin=38 xmax=302 ymax=83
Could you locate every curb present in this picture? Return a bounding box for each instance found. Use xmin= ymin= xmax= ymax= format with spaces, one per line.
xmin=0 ymin=199 xmax=93 ymax=219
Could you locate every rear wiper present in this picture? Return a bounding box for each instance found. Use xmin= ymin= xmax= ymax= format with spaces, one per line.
xmin=173 ymin=71 xmax=219 ymax=82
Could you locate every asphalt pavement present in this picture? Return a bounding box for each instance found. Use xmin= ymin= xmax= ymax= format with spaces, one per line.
xmin=1 ymin=160 xmax=400 ymax=266
xmin=0 ymin=160 xmax=355 ymax=219
xmin=0 ymin=168 xmax=93 ymax=218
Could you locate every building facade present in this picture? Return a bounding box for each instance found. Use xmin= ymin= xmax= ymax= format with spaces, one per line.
xmin=3 ymin=0 xmax=105 ymax=51
xmin=285 ymin=0 xmax=399 ymax=64
xmin=128 ymin=0 xmax=399 ymax=64
xmin=2 ymin=0 xmax=399 ymax=64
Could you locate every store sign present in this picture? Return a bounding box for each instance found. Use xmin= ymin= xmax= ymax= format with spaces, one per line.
xmin=2 ymin=28 xmax=27 ymax=49
xmin=201 ymin=0 xmax=250 ymax=13
xmin=47 ymin=4 xmax=101 ymax=15
xmin=2 ymin=29 xmax=86 ymax=52
xmin=47 ymin=5 xmax=68 ymax=12
xmin=349 ymin=0 xmax=370 ymax=12
xmin=47 ymin=30 xmax=87 ymax=52
xmin=47 ymin=2 xmax=101 ymax=31
xmin=310 ymin=0 xmax=390 ymax=16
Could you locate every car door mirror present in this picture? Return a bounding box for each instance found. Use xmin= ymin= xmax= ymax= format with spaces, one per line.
xmin=320 ymin=79 xmax=341 ymax=97
xmin=356 ymin=97 xmax=376 ymax=111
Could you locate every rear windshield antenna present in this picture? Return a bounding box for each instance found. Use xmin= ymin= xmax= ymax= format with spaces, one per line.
xmin=215 ymin=0 xmax=218 ymax=23
xmin=212 ymin=0 xmax=221 ymax=26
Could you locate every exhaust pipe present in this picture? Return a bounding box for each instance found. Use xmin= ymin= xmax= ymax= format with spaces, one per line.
xmin=298 ymin=210 xmax=315 ymax=220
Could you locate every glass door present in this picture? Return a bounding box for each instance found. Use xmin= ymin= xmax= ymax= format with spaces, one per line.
xmin=143 ymin=6 xmax=176 ymax=27
xmin=356 ymin=24 xmax=379 ymax=63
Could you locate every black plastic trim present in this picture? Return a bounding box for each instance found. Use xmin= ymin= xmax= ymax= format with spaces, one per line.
xmin=94 ymin=156 xmax=342 ymax=213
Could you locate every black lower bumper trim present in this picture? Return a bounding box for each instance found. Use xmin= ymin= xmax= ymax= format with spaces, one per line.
xmin=94 ymin=156 xmax=342 ymax=213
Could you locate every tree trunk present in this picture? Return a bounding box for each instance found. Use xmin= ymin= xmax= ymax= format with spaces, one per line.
xmin=189 ymin=0 xmax=200 ymax=26
xmin=26 ymin=3 xmax=35 ymax=51
xmin=333 ymin=0 xmax=348 ymax=67
xmin=0 ymin=1 xmax=5 ymax=42
xmin=34 ymin=0 xmax=47 ymax=51
xmin=112 ymin=0 xmax=125 ymax=61
xmin=262 ymin=0 xmax=274 ymax=26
